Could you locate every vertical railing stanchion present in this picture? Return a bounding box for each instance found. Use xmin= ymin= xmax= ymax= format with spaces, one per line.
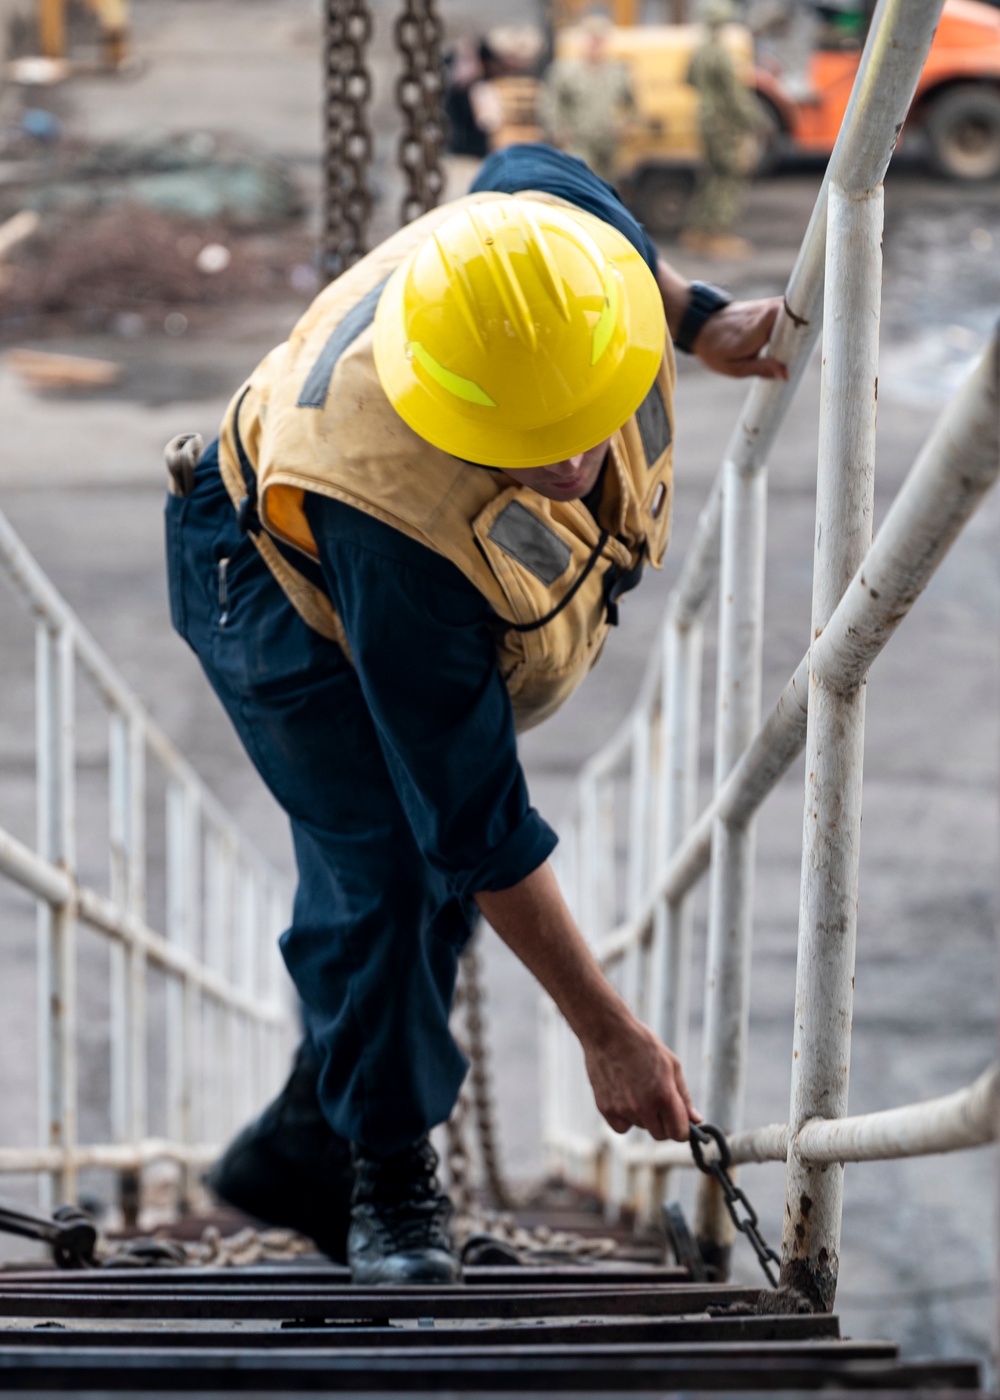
xmin=237 ymin=867 xmax=259 ymax=1126
xmin=650 ymin=613 xmax=703 ymax=1210
xmin=780 ymin=176 xmax=883 ymax=1311
xmin=578 ymin=778 xmax=599 ymax=943
xmin=127 ymin=714 xmax=148 ymax=1164
xmin=108 ymin=709 xmax=147 ymax=1215
xmin=597 ymin=776 xmax=617 ymax=940
xmin=167 ymin=781 xmax=201 ymax=1201
xmin=653 ymin=614 xmax=703 ymax=1066
xmin=108 ymin=712 xmax=129 ymax=1163
xmin=694 ymin=449 xmax=768 ymax=1274
xmin=35 ymin=623 xmax=77 ymax=1209
xmin=626 ymin=710 xmax=652 ymax=923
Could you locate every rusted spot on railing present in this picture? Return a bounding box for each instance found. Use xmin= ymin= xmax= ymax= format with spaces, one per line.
xmin=782 ymin=297 xmax=808 ymax=329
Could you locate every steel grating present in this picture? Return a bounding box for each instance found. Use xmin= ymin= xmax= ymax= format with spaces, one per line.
xmin=0 ymin=1261 xmax=984 ymax=1394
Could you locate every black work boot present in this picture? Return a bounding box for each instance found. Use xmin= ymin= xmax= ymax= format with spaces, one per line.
xmin=204 ymin=1041 xmax=354 ymax=1263
xmin=348 ymin=1136 xmax=460 ymax=1285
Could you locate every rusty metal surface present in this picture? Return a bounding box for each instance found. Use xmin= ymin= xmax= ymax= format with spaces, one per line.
xmin=0 ymin=1264 xmax=689 ymax=1287
xmin=0 ymin=1283 xmax=767 ymax=1320
xmin=0 ymin=1315 xmax=843 ymax=1347
xmin=0 ymin=1260 xmax=980 ymax=1392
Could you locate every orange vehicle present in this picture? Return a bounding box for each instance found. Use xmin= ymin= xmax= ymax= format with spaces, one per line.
xmin=756 ymin=0 xmax=1000 ymax=182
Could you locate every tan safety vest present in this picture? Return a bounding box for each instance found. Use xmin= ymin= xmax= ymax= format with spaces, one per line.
xmin=217 ymin=191 xmax=676 ymax=733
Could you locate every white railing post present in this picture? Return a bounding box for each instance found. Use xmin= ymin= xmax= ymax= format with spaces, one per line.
xmin=108 ymin=710 xmax=147 ymax=1218
xmin=108 ymin=713 xmax=129 ymax=1158
xmin=652 ymin=614 xmax=703 ymax=1068
xmin=777 ymin=0 xmax=946 ymax=1311
xmin=166 ymin=779 xmax=200 ymax=1200
xmin=626 ymin=709 xmax=653 ymax=923
xmin=237 ymin=866 xmax=260 ymax=1127
xmin=35 ymin=624 xmax=77 ymax=1209
xmin=694 ymin=448 xmax=768 ymax=1271
xmin=779 ymin=179 xmax=882 ymax=1310
xmin=647 ymin=613 xmax=702 ymax=1212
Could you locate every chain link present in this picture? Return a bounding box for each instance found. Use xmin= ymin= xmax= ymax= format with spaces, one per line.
xmin=394 ymin=0 xmax=446 ymax=225
xmin=445 ymin=961 xmax=476 ymax=1216
xmin=459 ymin=941 xmax=515 ymax=1210
xmin=445 ymin=942 xmax=517 ymax=1214
xmin=689 ymin=1123 xmax=780 ymax=1288
xmin=323 ymin=0 xmax=374 ymax=283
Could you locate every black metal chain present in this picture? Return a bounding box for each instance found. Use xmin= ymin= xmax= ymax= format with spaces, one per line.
xmin=323 ymin=0 xmax=374 ymax=282
xmin=689 ymin=1122 xmax=780 ymax=1288
xmin=395 ymin=0 xmax=446 ymax=225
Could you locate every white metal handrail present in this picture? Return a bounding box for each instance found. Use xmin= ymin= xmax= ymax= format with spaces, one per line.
xmin=0 ymin=506 xmax=296 ymax=1212
xmin=541 ymin=0 xmax=999 ymax=1312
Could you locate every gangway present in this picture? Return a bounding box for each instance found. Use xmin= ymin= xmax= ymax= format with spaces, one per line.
xmin=0 ymin=0 xmax=994 ymax=1391
xmin=0 ymin=1259 xmax=985 ymax=1390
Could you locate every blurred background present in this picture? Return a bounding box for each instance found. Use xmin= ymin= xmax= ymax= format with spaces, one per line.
xmin=0 ymin=0 xmax=996 ymax=1370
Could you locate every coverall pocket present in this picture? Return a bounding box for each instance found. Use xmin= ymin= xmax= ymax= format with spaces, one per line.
xmin=213 ymin=535 xmax=257 ymax=630
xmin=164 ymin=492 xmax=189 ymax=642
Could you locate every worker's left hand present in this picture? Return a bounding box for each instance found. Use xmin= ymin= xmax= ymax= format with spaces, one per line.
xmin=693 ymin=297 xmax=789 ymax=381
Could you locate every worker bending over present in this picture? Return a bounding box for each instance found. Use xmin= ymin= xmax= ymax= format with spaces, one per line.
xmin=165 ymin=144 xmax=786 ymax=1285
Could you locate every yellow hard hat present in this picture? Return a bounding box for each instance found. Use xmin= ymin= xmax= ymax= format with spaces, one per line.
xmin=373 ymin=198 xmax=665 ymax=469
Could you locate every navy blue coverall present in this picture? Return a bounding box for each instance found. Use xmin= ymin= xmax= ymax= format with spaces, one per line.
xmin=164 ymin=147 xmax=660 ymax=1156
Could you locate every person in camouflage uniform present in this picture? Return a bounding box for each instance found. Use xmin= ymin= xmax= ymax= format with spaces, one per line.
xmin=682 ymin=0 xmax=762 ymax=257
xmin=540 ymin=13 xmax=637 ymax=184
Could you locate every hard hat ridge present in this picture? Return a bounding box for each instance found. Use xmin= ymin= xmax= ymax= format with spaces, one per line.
xmin=373 ymin=197 xmax=665 ymax=469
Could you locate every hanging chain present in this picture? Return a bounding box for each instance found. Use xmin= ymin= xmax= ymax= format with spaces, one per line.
xmin=445 ymin=941 xmax=517 ymax=1215
xmin=689 ymin=1123 xmax=780 ymax=1288
xmin=460 ymin=941 xmax=515 ymax=1210
xmin=323 ymin=0 xmax=374 ymax=283
xmin=394 ymin=0 xmax=446 ymax=225
xmin=445 ymin=962 xmax=476 ymax=1216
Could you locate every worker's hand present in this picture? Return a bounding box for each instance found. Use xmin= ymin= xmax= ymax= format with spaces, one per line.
xmin=693 ymin=296 xmax=789 ymax=381
xmin=581 ymin=1008 xmax=701 ymax=1142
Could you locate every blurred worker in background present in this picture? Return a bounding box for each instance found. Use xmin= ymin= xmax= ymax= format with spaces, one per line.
xmin=682 ymin=0 xmax=764 ymax=258
xmin=540 ymin=13 xmax=637 ymax=183
xmin=165 ymin=142 xmax=786 ymax=1288
xmin=443 ymin=36 xmax=505 ymax=159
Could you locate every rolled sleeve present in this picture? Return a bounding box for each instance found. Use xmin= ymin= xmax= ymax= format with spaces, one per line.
xmin=303 ymin=493 xmax=557 ymax=896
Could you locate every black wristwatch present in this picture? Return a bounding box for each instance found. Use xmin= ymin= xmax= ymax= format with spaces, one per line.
xmin=674 ymin=280 xmax=732 ymax=354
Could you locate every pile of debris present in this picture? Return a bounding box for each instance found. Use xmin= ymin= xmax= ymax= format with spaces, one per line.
xmin=0 ymin=203 xmax=313 ymax=329
xmin=0 ymin=131 xmax=316 ymax=333
xmin=0 ymin=129 xmax=304 ymax=225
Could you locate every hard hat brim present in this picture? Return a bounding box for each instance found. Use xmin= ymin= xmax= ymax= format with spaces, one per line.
xmin=373 ymin=204 xmax=666 ymax=470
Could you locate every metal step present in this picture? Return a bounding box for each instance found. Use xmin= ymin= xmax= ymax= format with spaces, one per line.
xmin=0 ymin=1264 xmax=982 ymax=1393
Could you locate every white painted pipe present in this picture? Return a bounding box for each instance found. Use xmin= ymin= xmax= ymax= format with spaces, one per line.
xmin=0 ymin=826 xmax=71 ymax=906
xmin=593 ymin=333 xmax=997 ymax=970
xmin=795 ymin=1066 xmax=998 ymax=1165
xmin=781 ymin=176 xmax=884 ymax=1311
xmin=694 ymin=458 xmax=768 ymax=1265
xmin=652 ymin=617 xmax=703 ymax=1068
xmin=633 ymin=1066 xmax=997 ymax=1170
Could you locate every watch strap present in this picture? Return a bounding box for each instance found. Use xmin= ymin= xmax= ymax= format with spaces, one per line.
xmin=674 ymin=280 xmax=732 ymax=354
